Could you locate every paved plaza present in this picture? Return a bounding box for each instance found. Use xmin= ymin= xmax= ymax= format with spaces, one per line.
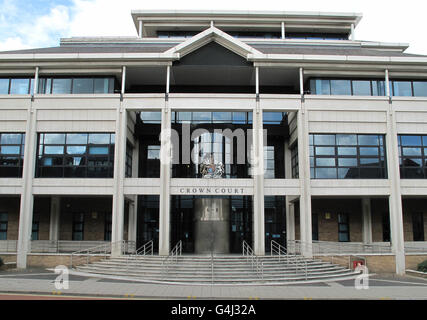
xmin=0 ymin=268 xmax=426 ymax=300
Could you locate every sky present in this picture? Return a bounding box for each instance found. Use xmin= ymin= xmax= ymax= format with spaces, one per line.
xmin=1 ymin=0 xmax=427 ymax=54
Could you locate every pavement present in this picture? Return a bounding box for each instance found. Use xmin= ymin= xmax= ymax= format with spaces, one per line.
xmin=0 ymin=268 xmax=426 ymax=300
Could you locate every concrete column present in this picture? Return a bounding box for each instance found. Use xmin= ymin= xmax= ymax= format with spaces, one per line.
xmin=252 ymin=66 xmax=265 ymax=255
xmin=159 ymin=66 xmax=172 ymax=256
xmin=159 ymin=102 xmax=172 ymax=255
xmin=385 ymin=76 xmax=406 ymax=274
xmin=281 ymin=22 xmax=285 ymax=39
xmin=297 ymin=69 xmax=312 ymax=258
xmin=49 ymin=196 xmax=61 ymax=241
xmin=252 ymin=104 xmax=265 ymax=255
xmin=361 ymin=198 xmax=372 ymax=244
xmin=286 ymin=201 xmax=296 ymax=246
xmin=350 ymin=23 xmax=355 ymax=41
xmin=128 ymin=196 xmax=137 ymax=244
xmin=111 ymin=71 xmax=127 ymax=256
xmin=138 ymin=21 xmax=143 ymax=38
xmin=17 ymin=98 xmax=37 ymax=268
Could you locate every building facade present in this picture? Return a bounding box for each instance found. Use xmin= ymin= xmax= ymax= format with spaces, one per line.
xmin=0 ymin=10 xmax=426 ymax=275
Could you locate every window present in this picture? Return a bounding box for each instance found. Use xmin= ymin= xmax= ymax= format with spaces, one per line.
xmin=309 ymin=79 xmax=385 ymax=96
xmin=38 ymin=77 xmax=115 ymax=94
xmin=104 ymin=214 xmax=112 ymax=241
xmin=0 ymin=213 xmax=7 ymax=240
xmin=125 ymin=142 xmax=133 ymax=178
xmin=72 ymin=213 xmax=84 ymax=241
xmin=382 ymin=212 xmax=391 ymax=242
xmin=264 ymin=145 xmax=275 ymax=179
xmin=36 ymin=132 xmax=115 ymax=178
xmin=310 ymin=134 xmax=387 ymax=179
xmin=312 ymin=213 xmax=319 ymax=241
xmin=412 ymin=212 xmax=425 ymax=241
xmin=398 ymin=135 xmax=427 ymax=179
xmin=0 ymin=133 xmax=25 ymax=178
xmin=338 ymin=213 xmax=350 ymax=242
xmin=31 ymin=214 xmax=39 ymax=241
xmin=286 ymin=32 xmax=347 ymax=40
xmin=291 ymin=144 xmax=299 ymax=178
xmin=0 ymin=78 xmax=33 ymax=94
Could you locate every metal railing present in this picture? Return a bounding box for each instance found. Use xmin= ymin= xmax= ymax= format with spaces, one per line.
xmin=70 ymin=240 xmax=129 ymax=268
xmin=270 ymin=240 xmax=307 ymax=279
xmin=287 ymin=240 xmax=394 ymax=255
xmin=242 ymin=240 xmax=263 ymax=280
xmin=271 ymin=240 xmax=287 ymax=261
xmin=162 ymin=240 xmax=182 ymax=276
xmin=135 ymin=240 xmax=154 ymax=256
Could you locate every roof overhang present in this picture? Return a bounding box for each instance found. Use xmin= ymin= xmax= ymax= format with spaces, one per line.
xmin=131 ymin=10 xmax=363 ymax=37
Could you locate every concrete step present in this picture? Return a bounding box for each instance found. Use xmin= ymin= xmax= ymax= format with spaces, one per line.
xmin=73 ymin=254 xmax=359 ymax=284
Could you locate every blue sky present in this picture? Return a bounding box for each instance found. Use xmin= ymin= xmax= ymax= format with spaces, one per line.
xmin=1 ymin=0 xmax=427 ymax=54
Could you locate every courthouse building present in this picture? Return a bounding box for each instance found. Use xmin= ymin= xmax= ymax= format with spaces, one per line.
xmin=0 ymin=10 xmax=426 ymax=275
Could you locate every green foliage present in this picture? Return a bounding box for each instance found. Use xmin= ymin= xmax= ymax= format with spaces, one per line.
xmin=417 ymin=260 xmax=427 ymax=272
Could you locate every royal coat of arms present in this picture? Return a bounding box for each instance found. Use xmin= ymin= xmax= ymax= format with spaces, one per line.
xmin=200 ymin=154 xmax=224 ymax=178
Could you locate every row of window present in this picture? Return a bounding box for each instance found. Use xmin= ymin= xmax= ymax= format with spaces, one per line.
xmin=0 ymin=212 xmax=112 ymax=241
xmin=1 ymin=210 xmax=423 ymax=242
xmin=4 ymin=132 xmax=427 ymax=180
xmin=309 ymin=78 xmax=427 ymax=97
xmin=140 ymin=111 xmax=287 ymax=125
xmin=0 ymin=77 xmax=115 ymax=95
xmin=156 ymin=31 xmax=347 ymax=40
xmin=311 ymin=212 xmax=425 ymax=242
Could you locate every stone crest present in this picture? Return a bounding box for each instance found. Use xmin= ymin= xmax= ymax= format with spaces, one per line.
xmin=200 ymin=154 xmax=224 ymax=178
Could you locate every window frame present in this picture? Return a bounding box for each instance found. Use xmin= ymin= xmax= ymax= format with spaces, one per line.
xmin=36 ymin=132 xmax=115 ymax=178
xmin=309 ymin=133 xmax=387 ymax=179
xmin=0 ymin=213 xmax=7 ymax=240
xmin=337 ymin=212 xmax=350 ymax=242
xmin=72 ymin=213 xmax=85 ymax=241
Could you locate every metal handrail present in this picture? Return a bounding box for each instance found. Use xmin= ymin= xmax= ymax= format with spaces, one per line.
xmin=242 ymin=240 xmax=263 ymax=280
xmin=271 ymin=240 xmax=288 ymax=261
xmin=70 ymin=240 xmax=128 ymax=268
xmin=271 ymin=240 xmax=308 ymax=278
xmin=288 ymin=239 xmax=394 ymax=255
xmin=135 ymin=240 xmax=154 ymax=256
xmin=162 ymin=240 xmax=182 ymax=276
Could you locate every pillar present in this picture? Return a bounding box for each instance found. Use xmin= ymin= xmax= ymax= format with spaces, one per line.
xmin=159 ymin=66 xmax=171 ymax=256
xmin=17 ymin=89 xmax=37 ymax=268
xmin=49 ymin=196 xmax=61 ymax=241
xmin=385 ymin=69 xmax=405 ymax=274
xmin=362 ymin=198 xmax=372 ymax=244
xmin=111 ymin=66 xmax=127 ymax=257
xmin=128 ymin=196 xmax=137 ymax=244
xmin=252 ymin=66 xmax=265 ymax=255
xmin=297 ymin=67 xmax=313 ymax=258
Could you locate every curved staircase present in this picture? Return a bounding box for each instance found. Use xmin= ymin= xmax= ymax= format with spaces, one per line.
xmin=72 ymin=254 xmax=360 ymax=285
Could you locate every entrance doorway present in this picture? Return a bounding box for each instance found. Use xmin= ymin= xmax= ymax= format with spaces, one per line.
xmin=170 ymin=195 xmax=253 ymax=254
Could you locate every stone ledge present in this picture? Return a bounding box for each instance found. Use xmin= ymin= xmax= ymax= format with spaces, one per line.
xmin=406 ymin=269 xmax=427 ymax=278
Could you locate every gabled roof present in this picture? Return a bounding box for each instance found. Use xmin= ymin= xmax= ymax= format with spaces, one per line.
xmin=164 ymin=26 xmax=263 ymax=59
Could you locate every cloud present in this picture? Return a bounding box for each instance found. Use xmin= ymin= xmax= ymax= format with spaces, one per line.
xmin=0 ymin=37 xmax=30 ymax=52
xmin=0 ymin=3 xmax=72 ymax=51
xmin=1 ymin=0 xmax=427 ymax=54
